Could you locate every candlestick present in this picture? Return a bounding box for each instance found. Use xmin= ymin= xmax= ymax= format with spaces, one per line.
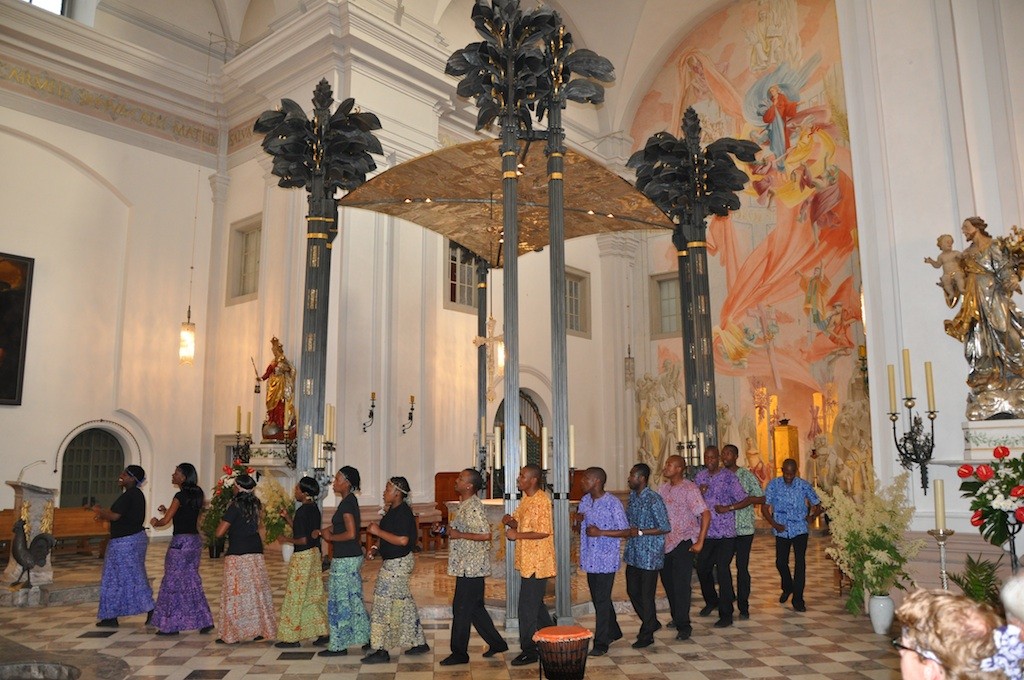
xmin=686 ymin=403 xmax=694 ymax=438
xmin=246 ymin=411 xmax=251 ymax=437
xmin=410 ymin=394 xmax=415 ymax=405
xmin=371 ymin=391 xmax=376 ymax=400
xmin=569 ymin=425 xmax=575 ymax=468
xmin=902 ymin=348 xmax=913 ymax=395
xmin=934 ymin=479 xmax=946 ymax=533
xmin=927 ymin=528 xmax=955 ymax=590
xmin=235 ymin=405 xmax=241 ymax=433
xmin=887 ymin=364 xmax=897 ymax=412
xmin=925 ymin=362 xmax=935 ymax=411
xmin=494 ymin=426 xmax=502 ymax=468
xmin=541 ymin=426 xmax=548 ymax=469
xmin=520 ymin=425 xmax=527 ymax=469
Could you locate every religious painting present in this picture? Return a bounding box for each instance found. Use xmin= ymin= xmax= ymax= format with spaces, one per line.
xmin=633 ymin=0 xmax=871 ymax=493
xmin=0 ymin=252 xmax=34 ymax=405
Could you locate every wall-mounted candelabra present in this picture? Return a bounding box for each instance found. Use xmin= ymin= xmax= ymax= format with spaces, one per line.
xmin=887 ymin=349 xmax=936 ymax=494
xmin=233 ymin=430 xmax=252 ymax=464
xmin=401 ymin=395 xmax=415 ymax=434
xmin=362 ymin=392 xmax=376 ymax=432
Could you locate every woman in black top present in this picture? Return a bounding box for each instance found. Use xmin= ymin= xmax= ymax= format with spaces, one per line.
xmin=316 ymin=466 xmax=370 ymax=657
xmin=214 ymin=474 xmax=277 ymax=643
xmin=274 ymin=476 xmax=329 ymax=648
xmin=92 ymin=465 xmax=154 ymax=627
xmin=149 ymin=463 xmax=214 ymax=635
xmin=361 ymin=476 xmax=429 ymax=664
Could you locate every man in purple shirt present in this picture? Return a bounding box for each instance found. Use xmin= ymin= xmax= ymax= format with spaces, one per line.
xmin=693 ymin=445 xmax=746 ymax=628
xmin=658 ymin=455 xmax=709 ymax=641
xmin=577 ymin=467 xmax=629 ymax=656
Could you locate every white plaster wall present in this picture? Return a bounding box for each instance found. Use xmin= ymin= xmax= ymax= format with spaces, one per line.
xmin=0 ymin=109 xmax=212 ymax=511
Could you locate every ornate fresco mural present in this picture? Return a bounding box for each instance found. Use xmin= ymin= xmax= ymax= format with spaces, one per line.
xmin=631 ymin=0 xmax=872 ymax=493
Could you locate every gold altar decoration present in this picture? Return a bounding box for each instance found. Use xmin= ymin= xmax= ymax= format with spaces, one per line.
xmin=338 ymin=139 xmax=673 ymax=265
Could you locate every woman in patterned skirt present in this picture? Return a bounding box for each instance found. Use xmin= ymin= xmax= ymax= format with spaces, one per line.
xmin=274 ymin=476 xmax=329 ymax=648
xmin=149 ymin=462 xmax=214 ymax=635
xmin=93 ymin=465 xmax=154 ymax=627
xmin=215 ymin=474 xmax=277 ymax=644
xmin=361 ymin=476 xmax=429 ymax=664
xmin=316 ymin=465 xmax=370 ymax=657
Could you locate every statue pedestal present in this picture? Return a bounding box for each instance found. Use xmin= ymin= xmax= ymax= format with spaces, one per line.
xmin=249 ymin=444 xmax=297 ymax=491
xmin=961 ymin=420 xmax=1024 ymax=461
xmin=446 ymin=498 xmax=578 ymax=581
xmin=3 ymin=481 xmax=57 ymax=586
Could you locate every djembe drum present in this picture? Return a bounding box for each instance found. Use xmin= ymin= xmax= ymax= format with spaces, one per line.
xmin=533 ymin=625 xmax=594 ymax=680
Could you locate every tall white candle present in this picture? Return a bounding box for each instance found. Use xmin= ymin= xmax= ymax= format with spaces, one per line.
xmin=887 ymin=364 xmax=898 ymax=412
xmin=326 ymin=404 xmax=335 ymax=441
xmin=235 ymin=405 xmax=241 ymax=432
xmin=246 ymin=411 xmax=252 ymax=437
xmin=902 ymin=348 xmax=913 ymax=396
xmin=521 ymin=425 xmax=527 ymax=469
xmin=676 ymin=407 xmax=683 ymax=441
xmin=698 ymin=432 xmax=705 ymax=459
xmin=934 ymin=479 xmax=946 ymax=533
xmin=925 ymin=362 xmax=935 ymax=411
xmin=686 ymin=404 xmax=694 ymax=438
xmin=541 ymin=426 xmax=548 ymax=469
xmin=569 ymin=425 xmax=576 ymax=468
xmin=494 ymin=427 xmax=502 ymax=468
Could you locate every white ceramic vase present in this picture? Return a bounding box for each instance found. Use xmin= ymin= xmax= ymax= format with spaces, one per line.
xmin=281 ymin=542 xmax=294 ymax=564
xmin=869 ymin=594 xmax=895 ymax=635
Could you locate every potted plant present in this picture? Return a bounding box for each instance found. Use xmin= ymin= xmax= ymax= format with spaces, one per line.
xmin=818 ymin=472 xmax=924 ymax=633
xmin=200 ymin=459 xmax=294 ymax=557
xmin=949 ymin=553 xmax=1004 ymax=610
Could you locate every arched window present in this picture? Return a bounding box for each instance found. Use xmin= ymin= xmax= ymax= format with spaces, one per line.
xmin=60 ymin=428 xmax=125 ymax=508
xmin=493 ymin=391 xmax=545 ymax=496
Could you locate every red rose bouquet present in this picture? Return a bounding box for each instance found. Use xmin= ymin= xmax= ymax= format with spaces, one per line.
xmin=958 ymin=446 xmax=1024 ymax=546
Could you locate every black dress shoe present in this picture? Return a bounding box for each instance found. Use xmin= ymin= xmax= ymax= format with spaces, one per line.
xmin=274 ymin=641 xmax=301 ymax=648
xmin=361 ymin=649 xmax=390 ymax=664
xmin=667 ymin=620 xmax=676 ymax=629
xmin=698 ymin=604 xmax=717 ymax=617
xmin=312 ymin=635 xmax=330 ymax=647
xmin=631 ymin=639 xmax=653 ymax=649
xmin=675 ymin=631 xmax=691 ymax=641
xmin=318 ymin=648 xmax=348 ymax=657
xmin=793 ymin=601 xmax=807 ymax=612
xmin=440 ymin=653 xmax=469 ymax=665
xmin=779 ymin=590 xmax=792 ymax=603
xmin=406 ymin=643 xmax=430 ymax=655
xmin=145 ymin=610 xmax=153 ymax=625
xmin=589 ymin=647 xmax=608 ymax=657
xmin=739 ymin=610 xmax=750 ymax=620
xmin=510 ymin=652 xmax=539 ymax=666
xmin=482 ymin=643 xmax=508 ymax=657
xmin=96 ymin=618 xmax=119 ymax=628
xmin=199 ymin=625 xmax=214 ymax=634
xmin=155 ymin=630 xmax=178 ymax=636
xmin=713 ymin=618 xmax=733 ymax=628
xmin=361 ymin=642 xmax=372 ymax=651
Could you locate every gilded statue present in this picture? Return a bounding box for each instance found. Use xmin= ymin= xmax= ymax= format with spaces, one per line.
xmin=942 ymin=217 xmax=1024 ymax=420
xmin=260 ymin=337 xmax=297 ymax=440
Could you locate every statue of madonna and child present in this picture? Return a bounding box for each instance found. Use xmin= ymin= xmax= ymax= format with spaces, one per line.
xmin=928 ymin=216 xmax=1024 ymax=420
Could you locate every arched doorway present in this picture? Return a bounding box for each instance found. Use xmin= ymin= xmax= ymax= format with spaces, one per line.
xmin=492 ymin=390 xmax=544 ymax=496
xmin=59 ymin=428 xmax=125 ymax=507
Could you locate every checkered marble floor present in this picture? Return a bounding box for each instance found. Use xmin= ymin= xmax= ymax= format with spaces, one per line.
xmin=0 ymin=536 xmax=900 ymax=679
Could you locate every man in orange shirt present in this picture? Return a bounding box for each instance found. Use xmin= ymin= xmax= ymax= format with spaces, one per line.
xmin=502 ymin=464 xmax=555 ymax=666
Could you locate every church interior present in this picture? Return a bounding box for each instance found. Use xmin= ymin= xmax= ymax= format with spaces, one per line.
xmin=1 ymin=0 xmax=1023 ymax=678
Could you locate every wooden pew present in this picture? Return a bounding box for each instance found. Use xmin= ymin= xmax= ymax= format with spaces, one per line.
xmin=0 ymin=507 xmax=110 ymax=559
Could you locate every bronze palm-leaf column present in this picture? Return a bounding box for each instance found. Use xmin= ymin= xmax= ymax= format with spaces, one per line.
xmin=253 ymin=79 xmax=383 ymax=473
xmin=629 ymin=108 xmax=758 ymax=462
xmin=535 ymin=22 xmax=614 ymax=624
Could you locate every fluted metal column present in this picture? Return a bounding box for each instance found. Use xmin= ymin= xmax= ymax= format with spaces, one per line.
xmin=476 ymin=259 xmax=489 ymax=477
xmin=546 ymin=97 xmax=573 ymax=624
xmin=500 ymin=48 xmax=522 ymax=626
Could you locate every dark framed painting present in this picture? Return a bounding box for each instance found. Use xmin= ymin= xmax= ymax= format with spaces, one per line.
xmin=0 ymin=253 xmax=34 ymax=405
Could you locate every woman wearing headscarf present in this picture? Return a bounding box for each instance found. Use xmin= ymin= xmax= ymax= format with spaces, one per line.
xmin=316 ymin=466 xmax=370 ymax=657
xmin=215 ymin=473 xmax=276 ymax=644
xmin=149 ymin=462 xmax=214 ymax=635
xmin=274 ymin=476 xmax=329 ymax=648
xmin=92 ymin=465 xmax=154 ymax=627
xmin=360 ymin=476 xmax=429 ymax=664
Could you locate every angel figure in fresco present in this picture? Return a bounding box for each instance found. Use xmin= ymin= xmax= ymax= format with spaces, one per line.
xmin=943 ymin=217 xmax=1024 ymax=420
xmin=798 ymin=267 xmax=831 ymax=339
xmin=636 ymin=374 xmax=668 ymax=471
xmin=759 ymin=84 xmax=799 ymax=165
xmin=744 ymin=436 xmax=771 ymax=488
xmin=923 ymin=233 xmax=965 ymax=307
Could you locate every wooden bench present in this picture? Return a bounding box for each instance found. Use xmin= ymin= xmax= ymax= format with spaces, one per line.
xmin=321 ymin=503 xmax=443 ymax=559
xmin=0 ymin=507 xmax=110 ymax=559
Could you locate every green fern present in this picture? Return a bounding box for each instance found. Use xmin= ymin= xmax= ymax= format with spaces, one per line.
xmin=949 ymin=553 xmax=1003 ymax=609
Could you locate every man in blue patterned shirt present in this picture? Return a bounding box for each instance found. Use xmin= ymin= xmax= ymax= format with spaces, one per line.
xmin=622 ymin=463 xmax=670 ymax=649
xmin=762 ymin=458 xmax=823 ymax=612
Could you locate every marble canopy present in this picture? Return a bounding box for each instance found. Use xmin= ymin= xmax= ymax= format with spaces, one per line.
xmin=338 ymin=139 xmax=674 ymax=266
